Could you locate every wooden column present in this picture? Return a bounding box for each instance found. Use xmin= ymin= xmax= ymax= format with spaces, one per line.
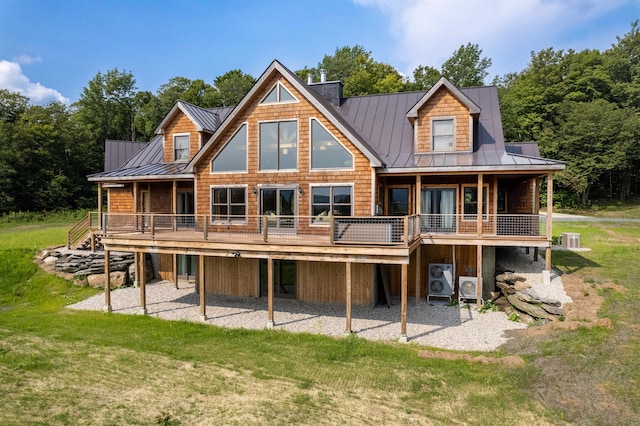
xmin=345 ymin=261 xmax=352 ymax=334
xmin=133 ymin=251 xmax=140 ymax=287
xmin=104 ymin=249 xmax=111 ymax=312
xmin=199 ymin=255 xmax=206 ymax=321
xmin=267 ymin=257 xmax=274 ymax=328
xmin=492 ymin=176 xmax=498 ymax=235
xmin=173 ymin=253 xmax=178 ymax=289
xmin=476 ymin=244 xmax=483 ymax=308
xmin=139 ymin=252 xmax=147 ymax=315
xmin=97 ymin=182 xmax=103 ymax=229
xmin=477 ymin=173 xmax=484 ymax=237
xmin=172 ymin=181 xmax=178 ymax=231
xmin=545 ymin=173 xmax=554 ymax=271
xmin=415 ymin=175 xmax=421 ymax=215
xmin=415 ymin=245 xmax=421 ymax=305
xmin=400 ymin=263 xmax=408 ymax=342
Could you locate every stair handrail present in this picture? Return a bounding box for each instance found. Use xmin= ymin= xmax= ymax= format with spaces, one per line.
xmin=67 ymin=212 xmax=91 ymax=249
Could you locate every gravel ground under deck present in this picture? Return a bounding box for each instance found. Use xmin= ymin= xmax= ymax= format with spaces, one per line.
xmin=69 ymin=247 xmax=571 ymax=351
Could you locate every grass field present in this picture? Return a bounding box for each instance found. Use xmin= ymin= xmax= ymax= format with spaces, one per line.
xmin=0 ymin=217 xmax=638 ymax=424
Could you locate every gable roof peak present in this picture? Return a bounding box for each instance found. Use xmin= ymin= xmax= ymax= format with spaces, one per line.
xmin=154 ymin=100 xmax=222 ymax=135
xmin=406 ymin=76 xmax=481 ymax=118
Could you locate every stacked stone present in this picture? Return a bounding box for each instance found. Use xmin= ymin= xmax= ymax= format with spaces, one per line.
xmin=495 ymin=272 xmax=564 ymax=320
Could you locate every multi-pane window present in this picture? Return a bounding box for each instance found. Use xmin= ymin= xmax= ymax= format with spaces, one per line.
xmin=211 ymin=124 xmax=247 ymax=172
xmin=463 ymin=186 xmax=487 ymax=220
xmin=211 ymin=187 xmax=246 ymax=223
xmin=259 ymin=120 xmax=297 ymax=170
xmin=174 ymin=134 xmax=190 ymax=161
xmin=311 ymin=185 xmax=352 ymax=224
xmin=260 ymin=82 xmax=296 ymax=104
xmin=432 ymin=119 xmax=455 ymax=151
xmin=310 ymin=119 xmax=353 ymax=169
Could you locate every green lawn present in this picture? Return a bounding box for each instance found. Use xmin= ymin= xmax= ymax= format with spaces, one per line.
xmin=0 ymin=218 xmax=639 ymax=424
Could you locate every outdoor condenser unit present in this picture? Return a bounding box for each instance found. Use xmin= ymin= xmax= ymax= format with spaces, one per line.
xmin=458 ymin=276 xmax=479 ymax=304
xmin=427 ymin=263 xmax=453 ymax=303
xmin=560 ymin=232 xmax=581 ymax=249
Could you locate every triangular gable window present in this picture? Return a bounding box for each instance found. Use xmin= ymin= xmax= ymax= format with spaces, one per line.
xmin=260 ymin=82 xmax=297 ymax=105
xmin=311 ymin=119 xmax=353 ymax=169
xmin=211 ymin=123 xmax=247 ymax=172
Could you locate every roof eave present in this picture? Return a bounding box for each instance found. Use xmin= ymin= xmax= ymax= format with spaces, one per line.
xmin=378 ymin=164 xmax=566 ymax=175
xmin=88 ymin=173 xmax=194 ymax=182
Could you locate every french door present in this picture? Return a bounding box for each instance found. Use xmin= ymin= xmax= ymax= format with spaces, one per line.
xmin=260 ymin=187 xmax=296 ymax=232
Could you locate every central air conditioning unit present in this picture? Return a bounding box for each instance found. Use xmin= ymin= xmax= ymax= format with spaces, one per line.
xmin=458 ymin=276 xmax=480 ymax=304
xmin=427 ymin=263 xmax=453 ymax=303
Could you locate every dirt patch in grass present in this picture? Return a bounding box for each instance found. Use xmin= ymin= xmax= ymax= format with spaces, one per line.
xmin=604 ymin=229 xmax=640 ymax=244
xmin=418 ymin=350 xmax=525 ymax=368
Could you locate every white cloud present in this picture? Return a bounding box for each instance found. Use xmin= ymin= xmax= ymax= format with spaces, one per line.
xmin=355 ymin=0 xmax=633 ymax=79
xmin=13 ymin=54 xmax=42 ymax=65
xmin=0 ymin=59 xmax=70 ymax=104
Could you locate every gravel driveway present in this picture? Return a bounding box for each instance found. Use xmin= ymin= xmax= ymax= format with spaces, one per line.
xmin=69 ymin=247 xmax=570 ymax=351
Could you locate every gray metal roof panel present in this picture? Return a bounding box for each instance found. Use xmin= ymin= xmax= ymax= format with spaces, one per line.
xmin=119 ymin=135 xmax=164 ymax=169
xmin=505 ymin=142 xmax=540 ymax=157
xmin=104 ymin=140 xmax=147 ymax=172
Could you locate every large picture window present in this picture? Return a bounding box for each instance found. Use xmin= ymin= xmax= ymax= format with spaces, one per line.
xmin=311 ymin=185 xmax=352 ymax=224
xmin=259 ymin=120 xmax=297 ymax=170
xmin=432 ymin=118 xmax=455 ymax=151
xmin=211 ymin=187 xmax=246 ymax=223
xmin=311 ymin=119 xmax=353 ymax=169
xmin=174 ymin=134 xmax=190 ymax=161
xmin=211 ymin=124 xmax=247 ymax=173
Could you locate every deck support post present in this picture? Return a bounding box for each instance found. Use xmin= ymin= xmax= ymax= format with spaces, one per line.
xmin=199 ymin=255 xmax=206 ymax=321
xmin=415 ymin=245 xmax=421 ymax=306
xmin=345 ymin=261 xmax=352 ymax=335
xmin=133 ymin=251 xmax=140 ymax=288
xmin=544 ymin=173 xmax=554 ymax=284
xmin=173 ymin=253 xmax=178 ymax=289
xmin=399 ymin=263 xmax=408 ymax=343
xmin=139 ymin=252 xmax=147 ymax=315
xmin=476 ymin=244 xmax=483 ymax=308
xmin=103 ymin=249 xmax=111 ymax=312
xmin=266 ymin=257 xmax=274 ymax=328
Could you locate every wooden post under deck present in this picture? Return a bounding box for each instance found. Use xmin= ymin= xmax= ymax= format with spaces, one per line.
xmin=133 ymin=251 xmax=140 ymax=287
xmin=104 ymin=249 xmax=111 ymax=312
xmin=545 ymin=173 xmax=554 ymax=271
xmin=139 ymin=252 xmax=147 ymax=315
xmin=198 ymin=255 xmax=206 ymax=321
xmin=267 ymin=257 xmax=274 ymax=328
xmin=415 ymin=245 xmax=421 ymax=305
xmin=400 ymin=263 xmax=408 ymax=342
xmin=173 ymin=253 xmax=178 ymax=289
xmin=345 ymin=261 xmax=352 ymax=334
xmin=476 ymin=244 xmax=483 ymax=308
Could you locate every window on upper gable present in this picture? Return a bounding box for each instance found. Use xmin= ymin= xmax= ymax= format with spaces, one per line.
xmin=432 ymin=118 xmax=455 ymax=152
xmin=260 ymin=82 xmax=297 ymax=105
xmin=311 ymin=119 xmax=353 ymax=169
xmin=211 ymin=124 xmax=247 ymax=173
xmin=174 ymin=134 xmax=190 ymax=161
xmin=259 ymin=120 xmax=297 ymax=170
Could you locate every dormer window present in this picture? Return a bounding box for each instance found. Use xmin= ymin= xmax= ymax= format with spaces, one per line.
xmin=432 ymin=118 xmax=455 ymax=152
xmin=260 ymin=82 xmax=297 ymax=104
xmin=174 ymin=134 xmax=190 ymax=161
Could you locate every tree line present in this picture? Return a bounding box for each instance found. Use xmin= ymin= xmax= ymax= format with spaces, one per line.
xmin=1 ymin=22 xmax=639 ymax=214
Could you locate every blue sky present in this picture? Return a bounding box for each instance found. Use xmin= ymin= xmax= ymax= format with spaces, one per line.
xmin=1 ymin=0 xmax=639 ymax=105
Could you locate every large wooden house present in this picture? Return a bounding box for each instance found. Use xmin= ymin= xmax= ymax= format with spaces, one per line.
xmin=83 ymin=60 xmax=564 ymax=341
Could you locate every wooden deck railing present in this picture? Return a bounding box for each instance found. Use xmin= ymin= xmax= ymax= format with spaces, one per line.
xmin=420 ymin=214 xmax=546 ymax=237
xmin=101 ymin=213 xmax=422 ymax=247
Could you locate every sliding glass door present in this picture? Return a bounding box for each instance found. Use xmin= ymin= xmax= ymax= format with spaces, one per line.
xmin=421 ymin=188 xmax=456 ymax=233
